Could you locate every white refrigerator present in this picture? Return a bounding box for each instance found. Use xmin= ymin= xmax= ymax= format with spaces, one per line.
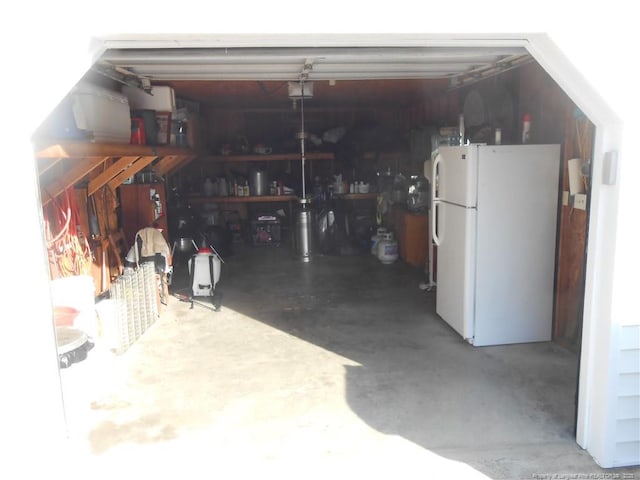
xmin=432 ymin=144 xmax=561 ymax=346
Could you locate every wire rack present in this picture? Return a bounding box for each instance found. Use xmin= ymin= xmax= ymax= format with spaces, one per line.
xmin=108 ymin=262 xmax=158 ymax=354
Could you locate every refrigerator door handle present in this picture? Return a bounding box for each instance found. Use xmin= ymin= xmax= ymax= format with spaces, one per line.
xmin=432 ymin=153 xmax=442 ymax=202
xmin=432 ymin=200 xmax=441 ymax=246
xmin=432 ymin=153 xmax=442 ymax=246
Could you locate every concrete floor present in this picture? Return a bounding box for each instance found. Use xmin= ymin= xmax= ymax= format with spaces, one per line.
xmin=59 ymin=242 xmax=638 ymax=479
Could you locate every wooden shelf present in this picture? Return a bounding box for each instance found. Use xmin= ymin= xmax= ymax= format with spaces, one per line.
xmin=35 ymin=141 xmax=200 ymax=205
xmin=188 ymin=195 xmax=297 ymax=204
xmin=201 ymin=152 xmax=334 ymax=163
xmin=35 ymin=141 xmax=199 ymax=160
xmin=334 ymin=193 xmax=378 ymax=200
xmin=198 ymin=152 xmax=400 ymax=163
xmin=362 ymin=151 xmax=409 ymax=161
xmin=188 ymin=193 xmax=377 ymax=204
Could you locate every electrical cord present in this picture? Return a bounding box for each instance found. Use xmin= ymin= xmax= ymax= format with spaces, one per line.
xmin=44 ymin=187 xmax=92 ymax=278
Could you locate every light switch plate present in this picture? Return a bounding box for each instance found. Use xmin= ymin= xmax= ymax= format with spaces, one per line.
xmin=568 ymin=158 xmax=585 ymax=195
xmin=562 ymin=191 xmax=569 ymax=206
xmin=574 ymin=193 xmax=587 ymax=210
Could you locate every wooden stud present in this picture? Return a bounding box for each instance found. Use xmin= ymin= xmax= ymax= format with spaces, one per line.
xmin=88 ymin=156 xmax=141 ymax=196
xmin=153 ymin=155 xmax=182 ymax=176
xmin=107 ymin=155 xmax=158 ymax=192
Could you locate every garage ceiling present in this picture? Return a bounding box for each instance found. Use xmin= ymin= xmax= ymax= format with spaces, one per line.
xmin=95 ymin=45 xmax=532 ymax=108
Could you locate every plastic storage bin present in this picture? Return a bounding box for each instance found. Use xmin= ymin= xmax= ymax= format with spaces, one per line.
xmin=36 ymin=82 xmax=132 ymax=143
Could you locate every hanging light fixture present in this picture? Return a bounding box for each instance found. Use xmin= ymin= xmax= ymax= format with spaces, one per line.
xmin=299 ymin=77 xmax=307 ymax=198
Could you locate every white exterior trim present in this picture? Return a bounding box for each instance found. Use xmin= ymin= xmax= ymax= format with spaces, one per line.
xmin=525 ymin=35 xmax=626 ymax=467
xmin=6 ymin=21 xmax=637 ymax=471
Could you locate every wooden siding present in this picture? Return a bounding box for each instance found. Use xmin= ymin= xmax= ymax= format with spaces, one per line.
xmin=615 ymin=325 xmax=640 ymax=465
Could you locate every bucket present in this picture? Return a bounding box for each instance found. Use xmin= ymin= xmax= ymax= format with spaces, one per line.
xmin=50 ymin=275 xmax=97 ymax=336
xmin=53 ymin=306 xmax=79 ymax=327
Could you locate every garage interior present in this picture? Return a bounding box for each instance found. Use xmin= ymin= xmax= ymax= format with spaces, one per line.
xmin=33 ymin=42 xmax=618 ymax=477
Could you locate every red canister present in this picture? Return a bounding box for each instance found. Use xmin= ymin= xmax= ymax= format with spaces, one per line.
xmin=130 ymin=117 xmax=147 ymax=145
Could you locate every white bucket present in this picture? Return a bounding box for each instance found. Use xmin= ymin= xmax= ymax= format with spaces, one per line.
xmin=50 ymin=275 xmax=97 ymax=336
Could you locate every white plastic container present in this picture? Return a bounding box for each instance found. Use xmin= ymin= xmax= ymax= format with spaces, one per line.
xmin=377 ymin=232 xmax=399 ymax=264
xmin=370 ymin=227 xmax=388 ymax=255
xmin=72 ymin=83 xmax=132 ymax=143
xmin=50 ymin=275 xmax=97 ymax=336
xmin=188 ymin=249 xmax=221 ymax=297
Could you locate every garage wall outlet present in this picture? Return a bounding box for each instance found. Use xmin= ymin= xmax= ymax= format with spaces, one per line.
xmin=573 ymin=193 xmax=587 ymax=210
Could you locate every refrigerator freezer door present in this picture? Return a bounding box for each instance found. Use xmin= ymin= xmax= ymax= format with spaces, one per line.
xmin=435 ymin=201 xmax=477 ymax=341
xmin=435 ymin=146 xmax=478 ymax=208
xmin=473 ymin=145 xmax=561 ymax=346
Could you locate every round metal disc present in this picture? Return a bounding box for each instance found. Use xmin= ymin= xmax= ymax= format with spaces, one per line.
xmin=463 ymin=89 xmax=487 ymax=127
xmin=56 ymin=327 xmax=88 ymax=355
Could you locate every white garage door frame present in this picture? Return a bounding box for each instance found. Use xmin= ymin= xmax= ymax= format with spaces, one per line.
xmin=525 ymin=36 xmax=630 ymax=468
xmin=8 ymin=31 xmax=635 ymax=470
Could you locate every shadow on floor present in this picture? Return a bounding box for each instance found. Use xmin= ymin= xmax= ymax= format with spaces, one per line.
xmin=162 ymin=240 xmax=598 ymax=477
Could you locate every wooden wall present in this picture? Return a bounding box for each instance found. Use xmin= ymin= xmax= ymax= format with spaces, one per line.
xmin=176 ymin=103 xmax=414 ymax=195
xmin=518 ymin=62 xmax=592 ymax=352
xmin=201 ymin=104 xmax=409 ymax=156
xmin=553 ymin=111 xmax=592 ymax=351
